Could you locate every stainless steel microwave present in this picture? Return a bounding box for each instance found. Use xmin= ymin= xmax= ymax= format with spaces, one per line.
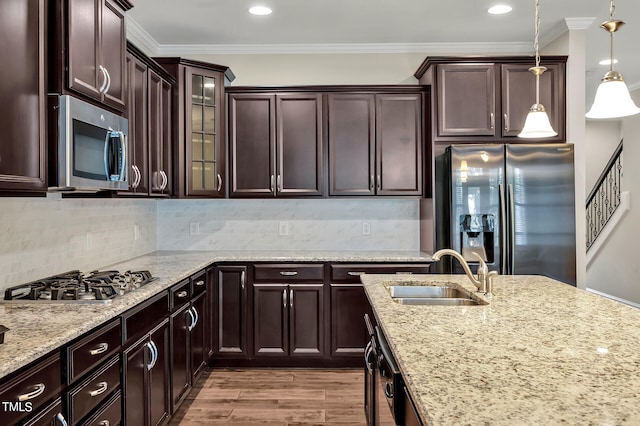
xmin=50 ymin=95 xmax=128 ymax=191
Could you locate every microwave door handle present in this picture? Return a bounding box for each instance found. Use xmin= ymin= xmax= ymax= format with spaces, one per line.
xmin=103 ymin=131 xmax=111 ymax=179
xmin=118 ymin=131 xmax=127 ymax=181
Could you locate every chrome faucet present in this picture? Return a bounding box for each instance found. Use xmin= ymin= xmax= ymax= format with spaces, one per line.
xmin=432 ymin=249 xmax=496 ymax=295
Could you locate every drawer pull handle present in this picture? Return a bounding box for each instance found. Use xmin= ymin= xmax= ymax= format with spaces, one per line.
xmin=89 ymin=342 xmax=109 ymax=356
xmin=89 ymin=381 xmax=108 ymax=397
xmin=18 ymin=383 xmax=45 ymax=401
xmin=347 ymin=271 xmax=365 ymax=276
xmin=56 ymin=413 xmax=68 ymax=426
xmin=195 ymin=280 xmax=205 ymax=287
xmin=177 ymin=291 xmax=188 ymax=298
xmin=98 ymin=421 xmax=109 ymax=426
xmin=279 ymin=271 xmax=298 ymax=276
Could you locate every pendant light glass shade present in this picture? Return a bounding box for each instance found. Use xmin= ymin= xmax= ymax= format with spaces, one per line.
xmin=517 ymin=0 xmax=557 ymax=138
xmin=586 ymin=0 xmax=640 ymax=119
xmin=519 ymin=104 xmax=557 ymax=138
xmin=586 ymin=72 xmax=640 ymax=119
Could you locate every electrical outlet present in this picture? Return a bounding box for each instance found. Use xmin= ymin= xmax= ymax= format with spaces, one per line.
xmin=189 ymin=221 xmax=200 ymax=236
xmin=279 ymin=221 xmax=289 ymax=236
xmin=362 ymin=221 xmax=371 ymax=236
xmin=134 ymin=224 xmax=140 ymax=241
xmin=86 ymin=232 xmax=93 ymax=250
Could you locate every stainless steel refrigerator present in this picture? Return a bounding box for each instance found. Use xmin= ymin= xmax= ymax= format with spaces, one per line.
xmin=435 ymin=144 xmax=576 ymax=286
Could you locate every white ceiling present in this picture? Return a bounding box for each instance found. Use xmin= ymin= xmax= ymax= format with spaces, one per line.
xmin=127 ymin=0 xmax=640 ymax=105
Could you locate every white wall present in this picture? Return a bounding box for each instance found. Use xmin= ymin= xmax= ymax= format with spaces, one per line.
xmin=157 ymin=199 xmax=420 ymax=251
xmin=0 ymin=197 xmax=157 ymax=293
xmin=587 ymin=89 xmax=640 ymax=304
xmin=585 ymin=120 xmax=622 ymax=192
xmin=188 ymin=53 xmax=427 ymax=85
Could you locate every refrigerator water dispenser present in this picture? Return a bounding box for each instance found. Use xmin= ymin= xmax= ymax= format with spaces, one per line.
xmin=459 ymin=214 xmax=494 ymax=263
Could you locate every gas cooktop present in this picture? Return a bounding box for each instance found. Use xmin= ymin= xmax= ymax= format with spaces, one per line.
xmin=2 ymin=270 xmax=158 ymax=304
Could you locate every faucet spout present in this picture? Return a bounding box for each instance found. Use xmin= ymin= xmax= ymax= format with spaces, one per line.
xmin=432 ymin=249 xmax=489 ymax=293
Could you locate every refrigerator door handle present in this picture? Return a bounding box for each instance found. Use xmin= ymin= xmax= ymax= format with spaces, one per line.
xmin=508 ymin=183 xmax=516 ymax=275
xmin=499 ymin=183 xmax=508 ymax=275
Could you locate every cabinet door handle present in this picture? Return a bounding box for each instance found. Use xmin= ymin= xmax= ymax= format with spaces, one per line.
xmin=97 ymin=421 xmax=109 ymax=426
xmin=56 ymin=413 xmax=68 ymax=426
xmin=98 ymin=65 xmax=108 ymax=94
xmin=104 ymin=67 xmax=112 ymax=95
xmin=490 ymin=112 xmax=495 ymax=130
xmin=18 ymin=383 xmax=45 ymax=401
xmin=192 ymin=306 xmax=199 ymax=326
xmin=195 ymin=280 xmax=205 ymax=287
xmin=131 ymin=165 xmax=140 ymax=189
xmin=279 ymin=271 xmax=298 ymax=276
xmin=187 ymin=307 xmax=196 ymax=331
xmin=377 ymin=175 xmax=381 ymax=190
xmin=270 ymin=175 xmax=275 ymax=193
xmin=240 ymin=271 xmax=246 ymax=290
xmin=504 ymin=113 xmax=509 ymax=131
xmin=89 ymin=381 xmax=108 ymax=397
xmin=277 ymin=174 xmax=282 ymax=192
xmin=289 ymin=289 xmax=294 ymax=309
xmin=135 ymin=165 xmax=141 ymax=188
xmin=347 ymin=271 xmax=365 ymax=276
xmin=146 ymin=341 xmax=157 ymax=370
xmin=177 ymin=290 xmax=188 ymax=298
xmin=282 ymin=289 xmax=287 ymax=308
xmin=370 ymin=175 xmax=374 ymax=191
xmin=217 ymin=173 xmax=223 ymax=191
xmin=160 ymin=170 xmax=168 ymax=191
xmin=89 ymin=342 xmax=109 ymax=356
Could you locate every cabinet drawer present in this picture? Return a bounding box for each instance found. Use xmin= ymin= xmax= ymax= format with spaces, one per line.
xmin=122 ymin=291 xmax=169 ymax=345
xmin=254 ymin=264 xmax=324 ymax=282
xmin=23 ymin=397 xmax=65 ymax=426
xmin=330 ymin=264 xmax=431 ymax=283
xmin=67 ymin=355 xmax=120 ymax=424
xmin=0 ymin=352 xmax=62 ymax=425
xmin=67 ymin=319 xmax=121 ymax=384
xmin=170 ymin=279 xmax=191 ymax=311
xmin=192 ymin=270 xmax=207 ymax=297
xmin=82 ymin=391 xmax=121 ymax=426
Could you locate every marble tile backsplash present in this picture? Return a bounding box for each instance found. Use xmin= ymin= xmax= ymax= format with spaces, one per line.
xmin=157 ymin=199 xmax=420 ymax=251
xmin=0 ymin=196 xmax=157 ymax=291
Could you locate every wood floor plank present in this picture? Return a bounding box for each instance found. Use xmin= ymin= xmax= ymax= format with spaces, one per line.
xmin=169 ymin=368 xmax=366 ymax=425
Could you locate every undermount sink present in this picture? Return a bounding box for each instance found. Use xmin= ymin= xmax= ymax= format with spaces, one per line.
xmin=387 ymin=285 xmax=482 ymax=306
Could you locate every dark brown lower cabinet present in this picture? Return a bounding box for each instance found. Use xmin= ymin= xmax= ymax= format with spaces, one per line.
xmin=190 ymin=291 xmax=208 ymax=378
xmin=124 ymin=319 xmax=170 ymax=426
xmin=253 ymin=283 xmax=324 ymax=357
xmin=170 ymin=302 xmax=191 ymax=411
xmin=22 ymin=398 xmax=65 ymax=426
xmin=330 ymin=284 xmax=372 ymax=357
xmin=214 ymin=265 xmax=248 ymax=357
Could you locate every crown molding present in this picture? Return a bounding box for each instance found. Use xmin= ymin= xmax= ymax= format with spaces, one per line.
xmin=565 ymin=17 xmax=597 ymax=31
xmin=125 ymin=16 xmax=160 ymax=56
xmin=153 ymin=41 xmax=531 ymax=56
xmin=540 ymin=17 xmax=596 ymax=48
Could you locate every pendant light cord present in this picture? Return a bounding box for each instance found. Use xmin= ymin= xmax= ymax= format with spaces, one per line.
xmin=609 ymin=0 xmax=615 ymax=72
xmin=534 ymin=0 xmax=541 ymax=104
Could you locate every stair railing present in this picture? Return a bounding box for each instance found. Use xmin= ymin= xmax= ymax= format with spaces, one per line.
xmin=586 ymin=139 xmax=623 ymax=251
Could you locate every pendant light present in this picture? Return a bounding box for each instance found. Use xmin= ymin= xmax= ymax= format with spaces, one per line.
xmin=586 ymin=0 xmax=640 ymax=119
xmin=518 ymin=0 xmax=557 ymax=138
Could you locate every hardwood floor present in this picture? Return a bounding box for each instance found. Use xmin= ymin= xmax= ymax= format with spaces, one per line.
xmin=169 ymin=369 xmax=366 ymax=425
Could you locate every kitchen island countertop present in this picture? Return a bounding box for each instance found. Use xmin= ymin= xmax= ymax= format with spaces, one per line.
xmin=0 ymin=249 xmax=431 ymax=380
xmin=361 ymin=273 xmax=640 ymax=425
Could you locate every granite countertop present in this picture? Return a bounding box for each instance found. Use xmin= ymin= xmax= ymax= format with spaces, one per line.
xmin=0 ymin=249 xmax=431 ymax=380
xmin=361 ymin=274 xmax=640 ymax=425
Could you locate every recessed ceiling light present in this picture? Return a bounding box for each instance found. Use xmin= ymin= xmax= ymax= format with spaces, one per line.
xmin=599 ymin=58 xmax=619 ymax=66
xmin=249 ymin=5 xmax=272 ymax=15
xmin=488 ymin=5 xmax=513 ymax=15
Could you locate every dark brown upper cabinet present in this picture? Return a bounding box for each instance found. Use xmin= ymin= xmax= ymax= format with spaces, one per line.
xmin=122 ymin=44 xmax=174 ymax=198
xmin=154 ymin=58 xmax=235 ymax=198
xmin=228 ymin=92 xmax=324 ymax=197
xmin=0 ymin=0 xmax=47 ymax=193
xmin=66 ymin=0 xmax=131 ymax=111
xmin=415 ymin=56 xmax=566 ymax=143
xmin=328 ymin=92 xmax=423 ymax=196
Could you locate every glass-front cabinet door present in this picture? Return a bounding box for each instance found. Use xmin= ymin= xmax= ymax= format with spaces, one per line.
xmin=186 ymin=68 xmax=224 ymax=197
